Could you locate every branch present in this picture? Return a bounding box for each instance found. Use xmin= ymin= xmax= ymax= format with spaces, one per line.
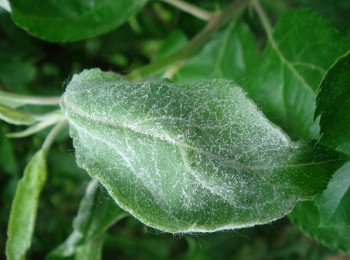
xmin=160 ymin=0 xmax=217 ymax=21
xmin=251 ymin=0 xmax=273 ymax=43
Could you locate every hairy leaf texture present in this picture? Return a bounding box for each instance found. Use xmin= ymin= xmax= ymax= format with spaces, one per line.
xmin=61 ymin=69 xmax=345 ymax=233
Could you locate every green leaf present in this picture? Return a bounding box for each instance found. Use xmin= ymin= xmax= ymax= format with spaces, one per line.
xmin=0 ymin=104 xmax=36 ymax=125
xmin=289 ymin=201 xmax=350 ymax=252
xmin=61 ymin=69 xmax=345 ymax=233
xmin=152 ymin=30 xmax=188 ymax=79
xmin=310 ymin=51 xmax=350 ymax=238
xmin=6 ymin=149 xmax=47 ymax=260
xmin=8 ymin=0 xmax=148 ymax=42
xmin=316 ymin=51 xmax=350 ymax=153
xmin=315 ymin=163 xmax=350 ymax=227
xmin=155 ymin=30 xmax=188 ymax=61
xmin=245 ymin=9 xmax=350 ymax=140
xmin=298 ymin=0 xmax=350 ymax=37
xmin=173 ymin=18 xmax=257 ymax=83
xmin=257 ymin=10 xmax=350 ymax=251
xmin=49 ymin=179 xmax=127 ymax=258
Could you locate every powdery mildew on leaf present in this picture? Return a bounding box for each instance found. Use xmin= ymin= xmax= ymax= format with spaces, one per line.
xmin=61 ymin=69 xmax=344 ymax=233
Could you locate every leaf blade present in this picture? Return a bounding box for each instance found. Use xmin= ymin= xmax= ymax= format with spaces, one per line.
xmin=316 ymin=50 xmax=350 ymax=152
xmin=61 ymin=69 xmax=346 ymax=233
xmin=8 ymin=0 xmax=148 ymax=42
xmin=5 ymin=150 xmax=47 ymax=260
xmin=313 ymin=51 xmax=350 ymax=229
xmin=174 ymin=18 xmax=257 ymax=83
xmin=315 ymin=163 xmax=350 ymax=227
xmin=289 ymin=201 xmax=350 ymax=252
xmin=246 ymin=9 xmax=350 ymax=140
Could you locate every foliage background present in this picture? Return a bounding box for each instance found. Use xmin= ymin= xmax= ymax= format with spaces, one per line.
xmin=1 ymin=0 xmax=350 ymax=258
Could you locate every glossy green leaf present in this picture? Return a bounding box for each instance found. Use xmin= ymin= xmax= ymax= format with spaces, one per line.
xmin=8 ymin=0 xmax=148 ymax=42
xmin=61 ymin=69 xmax=345 ymax=233
xmin=174 ymin=19 xmax=257 ymax=83
xmin=0 ymin=104 xmax=36 ymax=125
xmin=50 ymin=179 xmax=127 ymax=258
xmin=315 ymin=163 xmax=350 ymax=227
xmin=316 ymin=51 xmax=350 ymax=152
xmin=257 ymin=10 xmax=350 ymax=251
xmin=6 ymin=150 xmax=47 ymax=260
xmin=307 ymin=51 xmax=350 ymax=238
xmin=289 ymin=201 xmax=350 ymax=252
xmin=246 ymin=9 xmax=350 ymax=140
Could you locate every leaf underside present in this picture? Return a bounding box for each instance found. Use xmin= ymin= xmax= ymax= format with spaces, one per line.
xmin=61 ymin=69 xmax=345 ymax=233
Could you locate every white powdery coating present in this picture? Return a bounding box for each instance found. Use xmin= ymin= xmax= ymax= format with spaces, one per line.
xmin=61 ymin=69 xmax=323 ymax=233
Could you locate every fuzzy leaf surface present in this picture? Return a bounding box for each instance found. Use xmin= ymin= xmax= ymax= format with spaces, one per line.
xmin=8 ymin=0 xmax=147 ymax=42
xmin=61 ymin=69 xmax=345 ymax=233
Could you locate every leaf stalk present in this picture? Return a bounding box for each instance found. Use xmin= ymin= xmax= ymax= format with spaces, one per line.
xmin=160 ymin=0 xmax=217 ymax=21
xmin=0 ymin=90 xmax=61 ymax=107
xmin=41 ymin=119 xmax=67 ymax=157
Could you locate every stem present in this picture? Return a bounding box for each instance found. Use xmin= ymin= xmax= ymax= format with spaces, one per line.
xmin=41 ymin=120 xmax=67 ymax=157
xmin=33 ymin=110 xmax=62 ymax=121
xmin=160 ymin=0 xmax=217 ymax=21
xmin=0 ymin=90 xmax=61 ymax=106
xmin=251 ymin=0 xmax=273 ymax=44
xmin=15 ymin=96 xmax=61 ymax=106
xmin=162 ymin=60 xmax=185 ymax=79
xmin=127 ymin=0 xmax=250 ymax=80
